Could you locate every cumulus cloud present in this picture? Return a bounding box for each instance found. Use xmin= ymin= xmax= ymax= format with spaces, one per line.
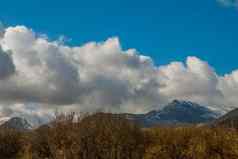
xmin=0 ymin=47 xmax=15 ymax=79
xmin=0 ymin=25 xmax=237 ymax=123
xmin=0 ymin=26 xmax=164 ymax=118
xmin=158 ymin=57 xmax=223 ymax=105
xmin=217 ymin=0 xmax=238 ymax=8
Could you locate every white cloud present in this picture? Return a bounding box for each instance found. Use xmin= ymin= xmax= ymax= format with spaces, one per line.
xmin=217 ymin=0 xmax=238 ymax=8
xmin=158 ymin=57 xmax=221 ymax=103
xmin=0 ymin=25 xmax=237 ymax=122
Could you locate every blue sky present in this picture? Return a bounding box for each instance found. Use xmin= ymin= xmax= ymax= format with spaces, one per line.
xmin=0 ymin=0 xmax=237 ymax=75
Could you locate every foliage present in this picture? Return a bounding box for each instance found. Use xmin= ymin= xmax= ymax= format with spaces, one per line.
xmin=144 ymin=126 xmax=238 ymax=159
xmin=0 ymin=113 xmax=238 ymax=159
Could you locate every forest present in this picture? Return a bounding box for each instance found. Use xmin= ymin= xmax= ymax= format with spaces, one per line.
xmin=1 ymin=113 xmax=238 ymax=159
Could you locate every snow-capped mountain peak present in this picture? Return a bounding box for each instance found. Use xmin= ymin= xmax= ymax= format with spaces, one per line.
xmin=0 ymin=117 xmax=32 ymax=131
xmin=126 ymin=100 xmax=220 ymax=127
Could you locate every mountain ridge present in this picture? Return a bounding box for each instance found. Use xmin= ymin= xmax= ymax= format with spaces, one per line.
xmin=0 ymin=117 xmax=32 ymax=131
xmin=0 ymin=100 xmax=222 ymax=129
xmin=121 ymin=100 xmax=220 ymax=127
xmin=212 ymin=108 xmax=238 ymax=129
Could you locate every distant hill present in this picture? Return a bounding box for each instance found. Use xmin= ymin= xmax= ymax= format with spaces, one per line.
xmin=0 ymin=100 xmax=221 ymax=129
xmin=0 ymin=117 xmax=32 ymax=131
xmin=212 ymin=108 xmax=238 ymax=129
xmin=124 ymin=100 xmax=219 ymax=127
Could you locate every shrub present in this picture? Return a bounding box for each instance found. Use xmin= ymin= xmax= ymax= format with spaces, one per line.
xmin=143 ymin=126 xmax=238 ymax=159
xmin=29 ymin=112 xmax=145 ymax=159
xmin=0 ymin=128 xmax=24 ymax=159
xmin=77 ymin=113 xmax=145 ymax=159
xmin=1 ymin=113 xmax=238 ymax=159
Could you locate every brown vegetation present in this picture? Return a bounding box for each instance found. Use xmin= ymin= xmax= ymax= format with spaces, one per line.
xmin=144 ymin=126 xmax=238 ymax=159
xmin=0 ymin=113 xmax=238 ymax=159
xmin=0 ymin=128 xmax=24 ymax=159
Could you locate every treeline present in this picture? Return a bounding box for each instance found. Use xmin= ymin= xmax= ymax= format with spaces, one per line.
xmin=0 ymin=113 xmax=238 ymax=159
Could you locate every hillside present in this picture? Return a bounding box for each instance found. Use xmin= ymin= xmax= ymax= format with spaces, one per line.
xmin=125 ymin=100 xmax=219 ymax=127
xmin=213 ymin=108 xmax=238 ymax=129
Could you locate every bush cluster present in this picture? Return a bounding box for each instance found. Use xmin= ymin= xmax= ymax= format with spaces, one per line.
xmin=144 ymin=126 xmax=238 ymax=159
xmin=0 ymin=113 xmax=238 ymax=159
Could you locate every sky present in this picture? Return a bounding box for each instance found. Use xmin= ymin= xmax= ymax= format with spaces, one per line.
xmin=0 ymin=0 xmax=237 ymax=124
xmin=0 ymin=0 xmax=238 ymax=74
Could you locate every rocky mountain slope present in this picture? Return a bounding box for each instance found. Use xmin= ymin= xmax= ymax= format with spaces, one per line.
xmin=0 ymin=117 xmax=32 ymax=131
xmin=0 ymin=100 xmax=221 ymax=129
xmin=125 ymin=100 xmax=220 ymax=127
xmin=212 ymin=108 xmax=238 ymax=129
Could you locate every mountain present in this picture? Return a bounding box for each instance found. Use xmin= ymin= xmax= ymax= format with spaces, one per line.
xmin=0 ymin=117 xmax=11 ymax=125
xmin=124 ymin=100 xmax=220 ymax=127
xmin=0 ymin=100 xmax=220 ymax=129
xmin=0 ymin=117 xmax=32 ymax=131
xmin=212 ymin=108 xmax=238 ymax=129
